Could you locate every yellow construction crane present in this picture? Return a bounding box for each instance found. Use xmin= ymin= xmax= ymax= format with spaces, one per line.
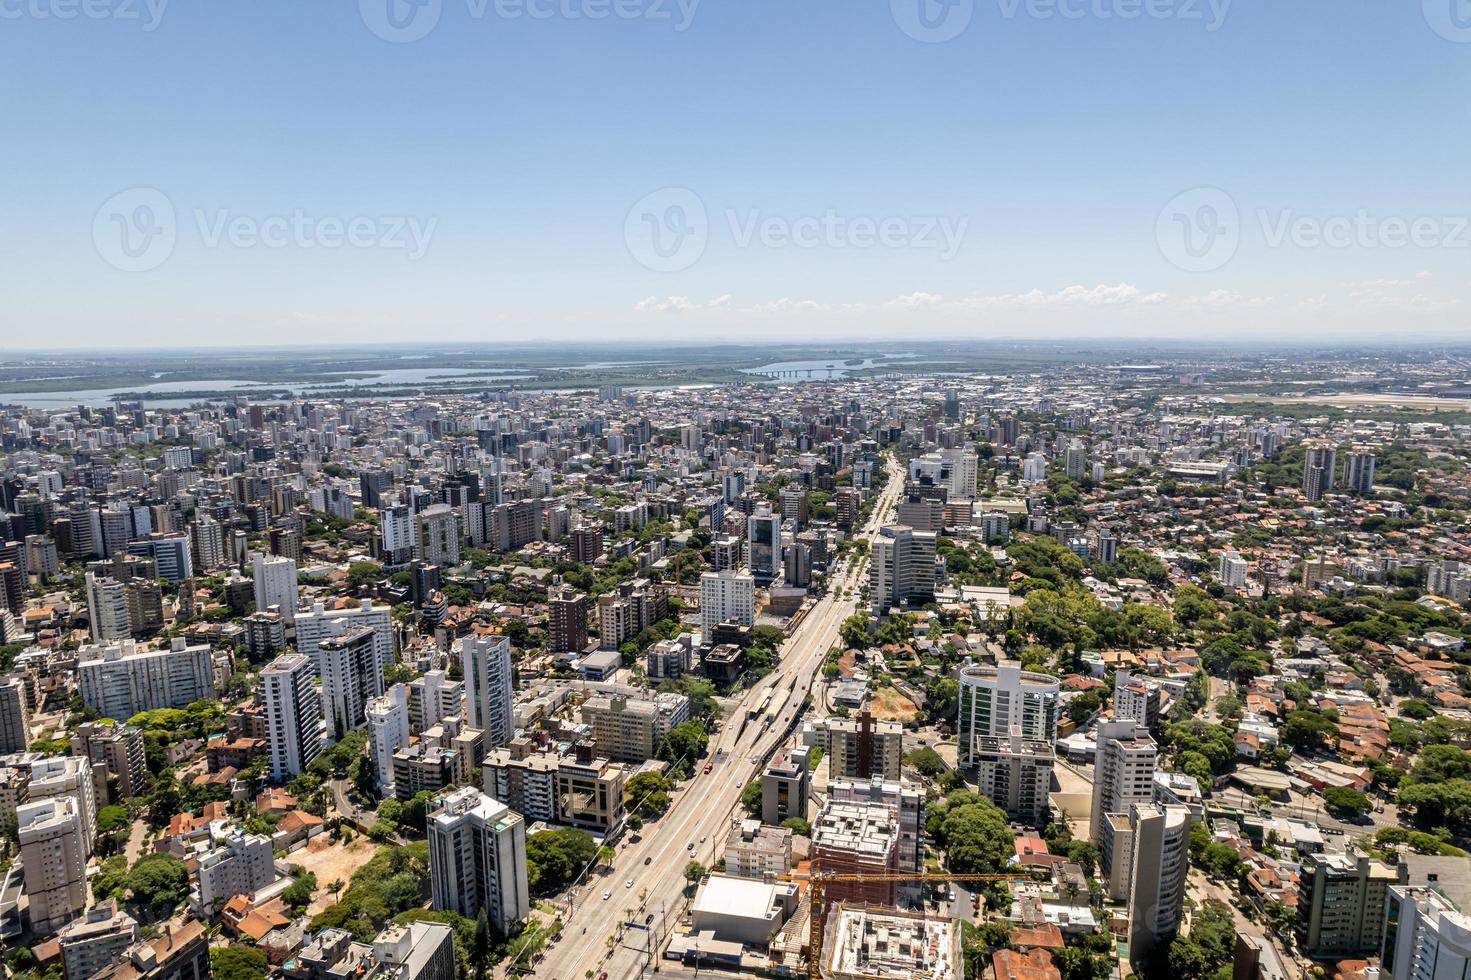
xmin=778 ymin=868 xmax=1048 ymax=979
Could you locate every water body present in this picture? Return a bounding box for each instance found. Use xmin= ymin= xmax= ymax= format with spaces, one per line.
xmin=741 ymin=354 xmax=919 ymax=379
xmin=0 ymin=368 xmax=533 ymax=408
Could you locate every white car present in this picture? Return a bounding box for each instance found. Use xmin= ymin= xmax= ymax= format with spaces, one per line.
xmin=625 ymin=879 xmax=634 ymax=889
xmin=602 ymin=891 xmax=611 ymax=901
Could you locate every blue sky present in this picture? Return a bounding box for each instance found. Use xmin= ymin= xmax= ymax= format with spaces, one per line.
xmin=3 ymin=0 xmax=1469 ymax=346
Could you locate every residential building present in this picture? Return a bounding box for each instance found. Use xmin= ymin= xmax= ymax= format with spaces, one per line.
xmin=461 ymin=633 xmax=514 ymax=747
xmin=262 ymin=653 xmax=324 ymax=783
xmin=251 ymin=552 xmax=298 ymax=625
xmin=827 ymin=710 xmax=903 ymax=783
xmin=724 ymin=820 xmax=793 ymax=880
xmin=0 ymin=677 xmax=29 ymax=754
xmin=761 ymin=745 xmax=811 ymax=826
xmin=579 ymin=691 xmax=688 ymax=763
xmin=1127 ymin=804 xmax=1192 ymax=971
xmin=366 ymin=685 xmax=410 ymax=797
xmin=407 ymin=670 xmax=462 ymax=731
xmin=57 ymin=901 xmax=139 ymax=980
xmin=416 ymin=504 xmax=460 ymax=567
xmin=367 ymin=921 xmax=457 ymax=980
xmin=92 ymin=917 xmax=211 ymax=980
xmin=295 ymin=599 xmax=395 ymax=678
xmin=547 ymin=587 xmax=588 ymax=654
xmin=194 ymin=830 xmax=276 ymax=913
xmin=85 ymin=573 xmax=131 ymax=642
xmin=828 ymin=777 xmax=926 ymax=874
xmin=18 ymin=796 xmax=87 ymax=934
xmin=699 ymin=569 xmax=755 ymax=638
xmin=1219 ymin=551 xmax=1249 ymax=588
xmin=1297 ymin=851 xmax=1404 ymax=959
xmin=1345 ymin=450 xmax=1377 ymax=495
xmin=72 ymin=722 xmax=147 ymax=803
xmin=1382 ymin=883 xmax=1471 ymax=980
xmin=646 ymin=635 xmax=693 ymax=683
xmin=957 ymin=661 xmax=1061 ymax=766
xmin=811 ymin=800 xmax=900 ymax=907
xmin=1303 ymin=442 xmax=1337 ymax=502
xmin=244 ymin=609 xmax=288 ymax=661
xmin=1112 ymin=671 xmax=1162 ymax=731
xmin=1090 ymin=720 xmax=1157 ymax=847
xmin=554 ymin=742 xmax=625 ymax=835
xmin=869 ymin=524 xmax=936 ymax=614
xmin=26 ymin=756 xmax=98 ymax=855
xmin=392 ymin=744 xmax=461 ymax=801
xmin=427 ymin=787 xmax=529 ymax=936
xmin=968 ymin=727 xmax=1055 ymax=826
xmin=320 ymin=626 xmax=382 ymax=741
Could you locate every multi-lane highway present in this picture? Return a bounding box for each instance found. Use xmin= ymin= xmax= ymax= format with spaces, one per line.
xmin=526 ymin=459 xmax=902 ymax=980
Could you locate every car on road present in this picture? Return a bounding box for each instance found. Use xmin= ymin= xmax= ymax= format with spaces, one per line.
xmin=686 ymin=842 xmax=694 ymax=850
xmin=602 ymin=891 xmax=611 ymax=901
xmin=625 ymin=879 xmax=634 ymax=888
xmin=699 ymin=836 xmax=706 ymax=844
xmin=645 ymin=856 xmax=652 ymax=865
xmin=703 ymin=763 xmax=712 ymax=773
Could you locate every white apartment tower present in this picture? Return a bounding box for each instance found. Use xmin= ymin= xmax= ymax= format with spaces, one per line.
xmin=427 ymin=787 xmax=529 ymax=936
xmin=252 ymin=552 xmax=298 ymax=624
xmin=261 ymin=653 xmax=324 ymax=783
xmin=295 ymin=599 xmax=395 ymax=678
xmin=869 ymin=524 xmax=937 ymax=615
xmin=320 ymin=626 xmax=383 ymax=741
xmin=366 ymin=685 xmax=411 ymax=797
xmin=699 ymin=569 xmax=755 ymax=637
xmin=18 ymin=797 xmax=87 ymax=934
xmin=461 ymin=634 xmax=514 ymax=748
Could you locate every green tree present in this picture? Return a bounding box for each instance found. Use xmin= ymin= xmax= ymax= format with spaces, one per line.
xmin=126 ymin=853 xmax=190 ymax=921
xmin=211 ymin=947 xmax=269 ymax=980
xmin=1322 ymin=786 xmax=1372 ymax=820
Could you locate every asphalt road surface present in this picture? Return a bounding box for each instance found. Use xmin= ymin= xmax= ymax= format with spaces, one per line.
xmin=526 ymin=460 xmax=902 ymax=980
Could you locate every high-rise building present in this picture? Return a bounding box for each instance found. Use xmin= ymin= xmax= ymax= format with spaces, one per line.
xmin=956 ymin=662 xmax=1060 ymax=766
xmin=1219 ymin=550 xmax=1249 ymax=588
xmin=896 ymin=493 xmax=944 ymax=534
xmin=366 ymin=685 xmax=410 ymax=797
xmin=1428 ymin=561 xmax=1471 ymax=603
xmin=320 ymin=626 xmax=382 ymax=741
xmin=1303 ymin=442 xmax=1338 ymax=502
xmin=827 ymin=710 xmax=903 ymax=783
xmin=0 ymin=677 xmax=30 ymax=755
xmin=251 ymin=552 xmax=298 ymax=624
xmin=295 ymin=599 xmax=395 ymax=678
xmin=747 ymin=506 xmax=782 ymax=585
xmin=1345 ymin=450 xmax=1377 ymax=495
xmin=71 ymin=722 xmax=147 ymax=803
xmin=1297 ymin=851 xmax=1404 ymax=959
xmin=723 ymin=820 xmax=794 ymax=881
xmin=869 ymin=524 xmax=936 ymax=615
xmin=418 ymin=504 xmax=461 ymax=566
xmin=18 ymin=796 xmax=87 ymax=935
xmin=427 ymin=787 xmax=529 ymax=936
xmin=547 ymin=587 xmax=588 ymax=654
xmin=1382 ymin=883 xmax=1471 ymax=980
xmin=261 ymin=652 xmax=324 ymax=783
xmin=699 ymin=570 xmax=755 ymax=638
xmin=827 ymin=777 xmax=926 ymax=875
xmin=1125 ymin=804 xmax=1192 ymax=971
xmin=811 ymin=800 xmax=900 ymax=908
xmin=85 ymin=573 xmax=131 ymax=642
xmin=461 ymin=634 xmax=514 ymax=747
xmin=1065 ymin=440 xmax=1087 ymax=481
xmin=1090 ymin=719 xmax=1156 ymax=847
xmin=77 ymin=639 xmax=214 ymax=720
xmin=967 ymin=726 xmax=1054 ymax=826
xmin=407 ymin=670 xmax=463 ymax=731
xmin=570 ymin=524 xmax=603 ymax=564
xmin=761 ymin=746 xmax=811 ymax=826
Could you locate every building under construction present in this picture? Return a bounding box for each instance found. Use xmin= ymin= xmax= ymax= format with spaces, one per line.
xmin=820 ymin=903 xmax=961 ymax=980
